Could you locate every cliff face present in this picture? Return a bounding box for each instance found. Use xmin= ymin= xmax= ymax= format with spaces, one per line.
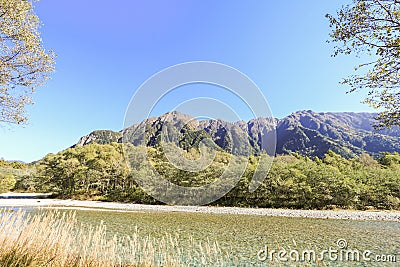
xmin=74 ymin=110 xmax=400 ymax=158
xmin=276 ymin=111 xmax=400 ymax=157
xmin=75 ymin=130 xmax=122 ymax=147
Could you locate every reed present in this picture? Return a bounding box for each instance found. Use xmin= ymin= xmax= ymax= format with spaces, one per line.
xmin=0 ymin=209 xmax=237 ymax=267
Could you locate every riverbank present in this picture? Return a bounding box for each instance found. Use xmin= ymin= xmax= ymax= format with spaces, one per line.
xmin=1 ymin=197 xmax=399 ymax=222
xmin=0 ymin=192 xmax=53 ymax=199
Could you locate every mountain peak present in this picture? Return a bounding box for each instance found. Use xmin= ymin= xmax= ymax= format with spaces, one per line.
xmin=74 ymin=110 xmax=400 ymax=158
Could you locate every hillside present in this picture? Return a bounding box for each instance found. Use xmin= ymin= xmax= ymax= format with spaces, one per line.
xmin=75 ymin=110 xmax=400 ymax=158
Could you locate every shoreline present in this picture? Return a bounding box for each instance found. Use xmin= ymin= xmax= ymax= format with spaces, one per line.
xmin=0 ymin=198 xmax=399 ymax=222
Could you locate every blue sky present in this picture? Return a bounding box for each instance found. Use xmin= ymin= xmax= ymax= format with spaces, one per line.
xmin=1 ymin=0 xmax=375 ymax=162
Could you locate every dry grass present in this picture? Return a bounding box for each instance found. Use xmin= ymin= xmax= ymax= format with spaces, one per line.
xmin=0 ymin=209 xmax=237 ymax=267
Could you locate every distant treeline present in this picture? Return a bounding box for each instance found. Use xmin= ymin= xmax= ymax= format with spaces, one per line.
xmin=4 ymin=143 xmax=400 ymax=210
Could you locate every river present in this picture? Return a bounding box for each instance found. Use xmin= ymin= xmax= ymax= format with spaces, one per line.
xmin=3 ymin=206 xmax=398 ymax=266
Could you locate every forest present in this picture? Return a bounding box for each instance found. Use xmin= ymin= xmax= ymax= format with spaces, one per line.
xmin=1 ymin=142 xmax=399 ymax=210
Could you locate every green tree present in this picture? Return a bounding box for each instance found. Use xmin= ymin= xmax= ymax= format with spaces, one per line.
xmin=0 ymin=0 xmax=55 ymax=124
xmin=0 ymin=173 xmax=16 ymax=193
xmin=326 ymin=0 xmax=400 ymax=128
xmin=379 ymin=151 xmax=400 ymax=167
xmin=17 ymin=141 xmax=400 ymax=210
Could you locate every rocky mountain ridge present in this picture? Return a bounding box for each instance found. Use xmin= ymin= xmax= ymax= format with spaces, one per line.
xmin=75 ymin=110 xmax=400 ymax=158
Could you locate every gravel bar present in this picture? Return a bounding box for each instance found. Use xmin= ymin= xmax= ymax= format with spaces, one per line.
xmin=0 ymin=198 xmax=399 ymax=222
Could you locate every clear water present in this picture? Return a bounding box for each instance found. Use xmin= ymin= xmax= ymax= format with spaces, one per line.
xmin=3 ymin=207 xmax=399 ymax=266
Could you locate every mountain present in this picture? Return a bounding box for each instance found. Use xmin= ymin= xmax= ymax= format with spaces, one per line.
xmin=75 ymin=130 xmax=121 ymax=146
xmin=74 ymin=110 xmax=400 ymax=158
xmin=276 ymin=110 xmax=400 ymax=158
